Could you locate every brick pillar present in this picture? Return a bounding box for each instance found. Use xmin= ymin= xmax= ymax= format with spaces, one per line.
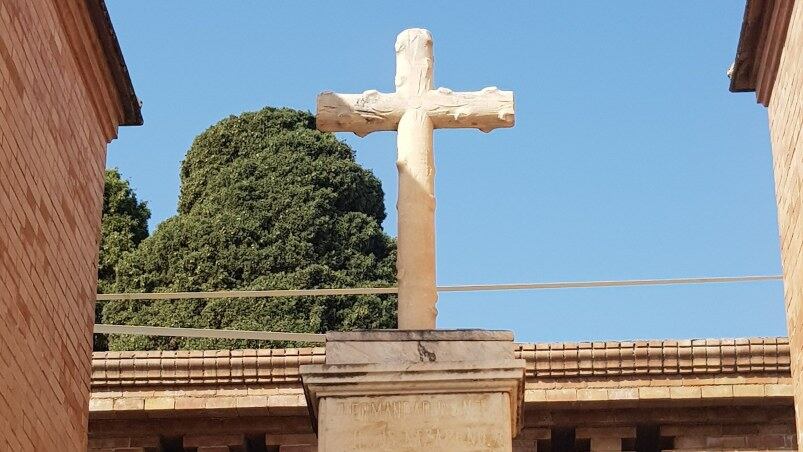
xmin=576 ymin=427 xmax=635 ymax=452
xmin=767 ymin=0 xmax=803 ymax=441
xmin=183 ymin=434 xmax=246 ymax=452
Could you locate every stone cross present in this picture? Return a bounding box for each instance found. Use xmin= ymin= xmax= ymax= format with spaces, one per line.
xmin=316 ymin=28 xmax=515 ymax=330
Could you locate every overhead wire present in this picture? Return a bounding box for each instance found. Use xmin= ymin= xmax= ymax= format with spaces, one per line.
xmin=94 ymin=274 xmax=783 ymax=341
xmin=96 ymin=274 xmax=782 ymax=301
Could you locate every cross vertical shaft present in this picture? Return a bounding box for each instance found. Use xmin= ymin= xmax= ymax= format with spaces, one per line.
xmin=316 ymin=28 xmax=515 ymax=330
xmin=395 ymin=29 xmax=438 ymax=329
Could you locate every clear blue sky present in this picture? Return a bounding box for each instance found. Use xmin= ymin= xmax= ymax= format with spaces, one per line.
xmin=105 ymin=1 xmax=785 ymax=343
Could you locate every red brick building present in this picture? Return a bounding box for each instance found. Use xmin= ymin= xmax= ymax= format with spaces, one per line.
xmin=730 ymin=0 xmax=803 ymax=442
xmin=0 ymin=0 xmax=140 ymax=450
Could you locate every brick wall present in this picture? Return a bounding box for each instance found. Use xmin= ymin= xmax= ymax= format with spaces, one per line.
xmin=87 ymin=345 xmax=796 ymax=450
xmin=664 ymin=424 xmax=796 ymax=451
xmin=767 ymin=0 xmax=803 ymax=442
xmin=0 ymin=0 xmax=132 ymax=450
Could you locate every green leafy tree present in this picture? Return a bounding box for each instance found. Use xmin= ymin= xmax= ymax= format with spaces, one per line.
xmin=95 ymin=169 xmax=151 ymax=350
xmin=103 ymin=107 xmax=397 ymax=350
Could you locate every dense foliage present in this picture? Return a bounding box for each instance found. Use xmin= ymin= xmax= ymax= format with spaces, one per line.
xmin=95 ymin=169 xmax=151 ymax=349
xmin=101 ymin=107 xmax=397 ymax=350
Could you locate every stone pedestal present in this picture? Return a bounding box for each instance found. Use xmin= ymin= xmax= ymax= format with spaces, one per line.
xmin=300 ymin=330 xmax=526 ymax=452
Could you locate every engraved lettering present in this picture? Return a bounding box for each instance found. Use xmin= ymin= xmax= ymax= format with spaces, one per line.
xmin=324 ymin=394 xmax=511 ymax=451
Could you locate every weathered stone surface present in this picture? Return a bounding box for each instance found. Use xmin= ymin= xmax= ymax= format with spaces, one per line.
xmin=326 ymin=330 xmax=514 ymax=365
xmin=302 ymin=329 xmax=525 ymax=451
xmin=319 ymin=393 xmax=511 ymax=451
xmin=326 ymin=330 xmax=514 ymax=342
xmin=302 ymin=360 xmax=525 ymax=418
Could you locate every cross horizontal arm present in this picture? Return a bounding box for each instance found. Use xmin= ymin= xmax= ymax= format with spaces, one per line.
xmin=316 ymin=86 xmax=515 ymax=137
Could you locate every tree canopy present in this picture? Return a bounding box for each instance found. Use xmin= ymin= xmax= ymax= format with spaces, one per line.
xmin=95 ymin=169 xmax=151 ymax=349
xmin=101 ymin=107 xmax=397 ymax=350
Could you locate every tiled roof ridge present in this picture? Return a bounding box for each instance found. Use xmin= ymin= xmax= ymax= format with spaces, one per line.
xmin=91 ymin=337 xmax=790 ymax=387
xmin=515 ymin=336 xmax=790 ymax=377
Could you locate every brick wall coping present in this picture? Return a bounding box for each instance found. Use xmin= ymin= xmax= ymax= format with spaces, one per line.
xmin=86 ymin=0 xmax=142 ymax=125
xmin=517 ymin=336 xmax=790 ymax=378
xmin=730 ymin=0 xmax=795 ymax=105
xmin=91 ymin=337 xmax=790 ymax=387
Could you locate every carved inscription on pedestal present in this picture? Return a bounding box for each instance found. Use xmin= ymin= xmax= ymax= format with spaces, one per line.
xmin=318 ymin=393 xmax=511 ymax=452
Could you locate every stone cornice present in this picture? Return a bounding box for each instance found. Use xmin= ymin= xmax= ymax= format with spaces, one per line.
xmin=300 ymin=360 xmax=527 ymax=435
xmin=91 ymin=337 xmax=790 ymax=388
xmin=730 ymin=0 xmax=795 ymax=106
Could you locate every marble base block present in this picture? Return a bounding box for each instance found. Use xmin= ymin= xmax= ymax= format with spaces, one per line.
xmin=300 ymin=330 xmax=526 ymax=452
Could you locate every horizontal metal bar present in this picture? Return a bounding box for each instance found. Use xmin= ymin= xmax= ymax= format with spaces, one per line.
xmin=96 ymin=287 xmax=398 ymax=301
xmin=437 ymin=275 xmax=783 ymax=292
xmin=93 ymin=324 xmax=326 ymax=343
xmin=95 ymin=275 xmax=782 ymax=301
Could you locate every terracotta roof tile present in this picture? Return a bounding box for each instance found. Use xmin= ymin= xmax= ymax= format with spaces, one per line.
xmin=91 ymin=337 xmax=790 ymax=387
